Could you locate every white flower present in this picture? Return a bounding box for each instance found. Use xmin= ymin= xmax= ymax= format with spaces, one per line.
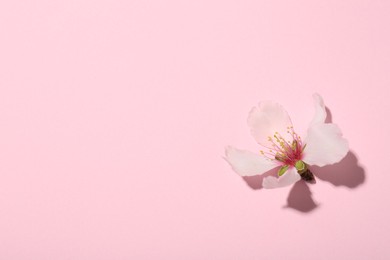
xmin=225 ymin=94 xmax=349 ymax=189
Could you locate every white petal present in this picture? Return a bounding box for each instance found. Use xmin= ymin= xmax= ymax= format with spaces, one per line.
xmin=224 ymin=146 xmax=277 ymax=176
xmin=247 ymin=101 xmax=293 ymax=146
xmin=303 ymin=123 xmax=349 ymax=167
xmin=262 ymin=167 xmax=301 ymax=189
xmin=310 ymin=93 xmax=327 ymax=126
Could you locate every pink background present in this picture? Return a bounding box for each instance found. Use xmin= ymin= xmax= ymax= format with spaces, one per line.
xmin=0 ymin=0 xmax=389 ymax=259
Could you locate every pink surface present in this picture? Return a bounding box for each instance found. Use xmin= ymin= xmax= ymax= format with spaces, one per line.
xmin=0 ymin=0 xmax=389 ymax=259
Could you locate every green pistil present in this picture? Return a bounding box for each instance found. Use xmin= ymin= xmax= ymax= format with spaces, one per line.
xmin=278 ymin=165 xmax=289 ymax=176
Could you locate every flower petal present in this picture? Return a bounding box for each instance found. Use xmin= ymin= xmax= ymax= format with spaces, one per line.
xmin=303 ymin=123 xmax=349 ymax=167
xmin=247 ymin=101 xmax=293 ymax=146
xmin=262 ymin=167 xmax=301 ymax=189
xmin=310 ymin=93 xmax=327 ymax=126
xmin=224 ymin=146 xmax=277 ymax=176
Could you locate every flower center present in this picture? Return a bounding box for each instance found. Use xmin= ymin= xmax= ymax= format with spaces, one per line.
xmin=260 ymin=126 xmax=305 ymax=166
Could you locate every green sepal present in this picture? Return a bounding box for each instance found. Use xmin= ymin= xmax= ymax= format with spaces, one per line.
xmin=278 ymin=165 xmax=289 ymax=176
xmin=295 ymin=160 xmax=307 ymax=174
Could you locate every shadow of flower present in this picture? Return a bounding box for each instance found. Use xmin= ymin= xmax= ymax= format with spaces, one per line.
xmin=311 ymin=151 xmax=365 ymax=188
xmin=242 ymin=167 xmax=278 ymax=190
xmin=286 ymin=151 xmax=365 ymax=213
xmin=285 ymin=181 xmax=319 ymax=212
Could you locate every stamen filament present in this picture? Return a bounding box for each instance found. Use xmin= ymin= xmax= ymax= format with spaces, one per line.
xmin=259 ymin=127 xmax=305 ymax=166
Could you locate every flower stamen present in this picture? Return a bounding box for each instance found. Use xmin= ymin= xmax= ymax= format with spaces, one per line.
xmin=260 ymin=127 xmax=304 ymax=166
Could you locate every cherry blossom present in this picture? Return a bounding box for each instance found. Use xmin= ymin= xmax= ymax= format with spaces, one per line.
xmin=225 ymin=94 xmax=348 ymax=189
